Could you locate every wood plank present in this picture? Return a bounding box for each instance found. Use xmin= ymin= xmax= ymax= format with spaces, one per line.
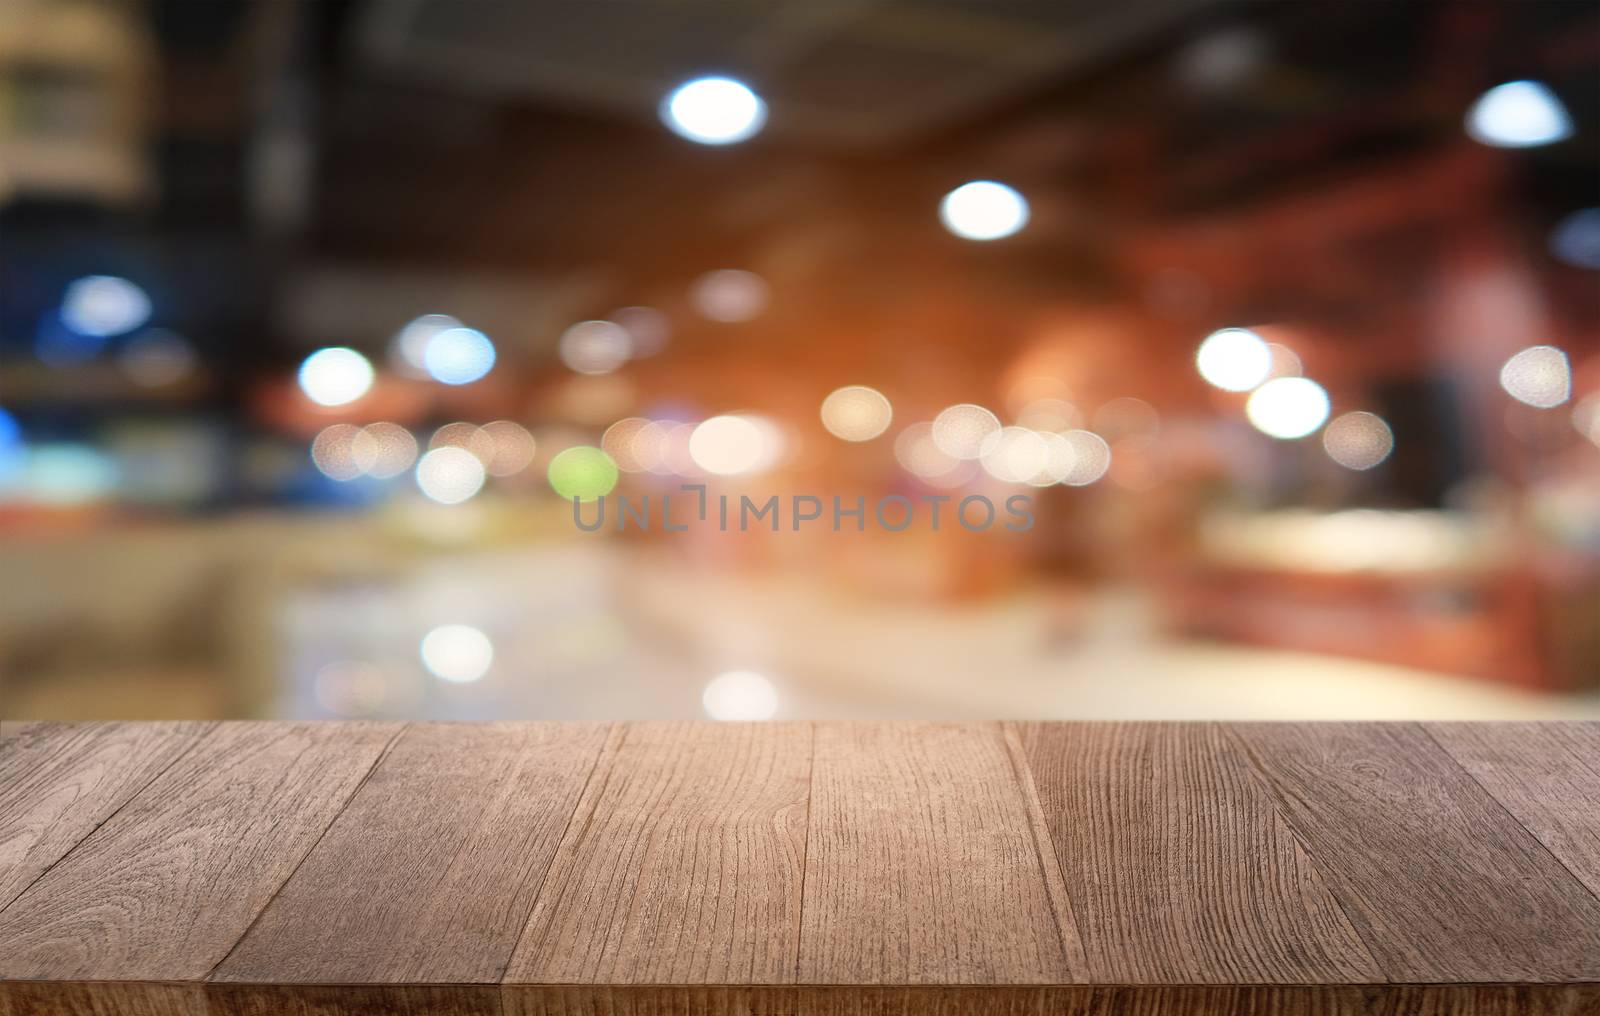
xmin=214 ymin=722 xmax=610 ymax=986
xmin=0 ymin=721 xmax=211 ymax=912
xmin=0 ymin=982 xmax=501 ymax=1016
xmin=796 ymin=722 xmax=1083 ymax=985
xmin=0 ymin=982 xmax=208 ymax=1016
xmin=504 ymin=721 xmax=811 ymax=985
xmin=3 ymin=719 xmax=1600 ymax=1014
xmin=207 ymin=983 xmax=503 ymax=1016
xmin=10 ymin=983 xmax=1594 ymax=1016
xmin=0 ymin=721 xmax=401 ymax=981
xmin=1427 ymin=722 xmax=1600 ymax=901
xmin=1011 ymin=722 xmax=1381 ymax=983
xmin=499 ymin=984 xmax=1600 ymax=1016
xmin=1229 ymin=722 xmax=1600 ymax=982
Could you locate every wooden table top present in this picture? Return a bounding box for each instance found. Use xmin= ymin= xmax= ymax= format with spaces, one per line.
xmin=0 ymin=721 xmax=1596 ymax=1016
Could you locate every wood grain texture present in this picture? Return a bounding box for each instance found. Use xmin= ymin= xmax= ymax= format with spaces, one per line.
xmin=0 ymin=983 xmax=500 ymax=1016
xmin=0 ymin=722 xmax=401 ymax=981
xmin=0 ymin=982 xmax=208 ymax=1016
xmin=1229 ymin=722 xmax=1600 ymax=983
xmin=3 ymin=721 xmax=1600 ymax=1016
xmin=207 ymin=983 xmax=502 ymax=1016
xmin=214 ymin=722 xmax=609 ymax=985
xmin=0 ymin=722 xmax=210 ymax=912
xmin=1427 ymin=722 xmax=1600 ymax=901
xmin=500 ymin=985 xmax=1600 ymax=1016
xmin=505 ymin=722 xmax=811 ymax=985
xmin=7 ymin=983 xmax=1595 ymax=1016
xmin=797 ymin=722 xmax=1083 ymax=985
xmin=1011 ymin=722 xmax=1381 ymax=984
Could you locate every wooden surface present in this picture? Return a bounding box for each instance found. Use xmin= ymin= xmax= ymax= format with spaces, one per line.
xmin=799 ymin=722 xmax=1084 ymax=985
xmin=505 ymin=722 xmax=810 ymax=986
xmin=0 ymin=723 xmax=400 ymax=982
xmin=1013 ymin=722 xmax=1380 ymax=984
xmin=215 ymin=722 xmax=608 ymax=985
xmin=1 ymin=721 xmax=1597 ymax=1016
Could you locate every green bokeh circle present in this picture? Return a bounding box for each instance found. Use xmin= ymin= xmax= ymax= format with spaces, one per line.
xmin=547 ymin=445 xmax=618 ymax=502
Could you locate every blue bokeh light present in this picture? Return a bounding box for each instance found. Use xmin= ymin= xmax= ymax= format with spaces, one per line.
xmin=423 ymin=327 xmax=496 ymax=385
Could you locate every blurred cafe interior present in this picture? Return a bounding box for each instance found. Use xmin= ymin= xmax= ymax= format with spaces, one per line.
xmin=1 ymin=0 xmax=1597 ymax=724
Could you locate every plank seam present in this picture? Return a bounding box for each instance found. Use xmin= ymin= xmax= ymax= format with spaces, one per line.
xmin=203 ymin=722 xmax=412 ymax=982
xmin=1218 ymin=722 xmax=1391 ymax=983
xmin=1421 ymin=723 xmax=1600 ymax=912
xmin=0 ymin=722 xmax=221 ymax=919
xmin=792 ymin=720 xmax=817 ymax=983
xmin=497 ymin=722 xmax=622 ymax=985
xmin=1000 ymin=721 xmax=1091 ymax=981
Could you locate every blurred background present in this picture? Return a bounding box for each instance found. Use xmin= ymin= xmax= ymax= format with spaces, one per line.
xmin=1 ymin=0 xmax=1597 ymax=724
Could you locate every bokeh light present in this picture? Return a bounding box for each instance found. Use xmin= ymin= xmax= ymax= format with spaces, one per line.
xmin=630 ymin=420 xmax=671 ymax=474
xmin=61 ymin=275 xmax=151 ymax=337
xmin=1177 ymin=26 xmax=1268 ymax=91
xmin=894 ymin=422 xmax=965 ymax=483
xmin=661 ymin=76 xmax=767 ymax=145
xmin=1465 ymin=80 xmax=1573 ymax=148
xmin=1058 ymin=430 xmax=1112 ymax=486
xmin=931 ymin=404 xmax=1001 ymax=460
xmin=701 ymin=670 xmax=778 ymax=721
xmin=689 ymin=414 xmax=782 ymax=475
xmin=311 ymin=423 xmax=364 ymax=481
xmin=430 ymin=421 xmax=497 ymax=462
xmin=298 ymin=347 xmax=374 ymax=406
xmin=0 ymin=407 xmax=19 ymax=450
xmin=978 ymin=426 xmax=1049 ymax=484
xmin=939 ymin=181 xmax=1029 ymax=241
xmin=1499 ymin=345 xmax=1570 ymax=408
xmin=1322 ymin=411 xmax=1395 ymax=470
xmin=820 ymin=385 xmax=893 ymax=442
xmin=479 ymin=421 xmax=537 ymax=476
xmin=1550 ymin=209 xmax=1600 ymax=270
xmin=415 ymin=446 xmax=487 ymax=503
xmin=18 ymin=445 xmax=118 ymax=505
xmin=119 ymin=329 xmax=196 ymax=387
xmin=0 ymin=414 xmax=21 ymax=488
xmin=419 ymin=624 xmax=493 ymax=684
xmin=1246 ymin=377 xmax=1331 ymax=439
xmin=1196 ymin=327 xmax=1271 ymax=391
xmin=659 ymin=422 xmax=701 ymax=476
xmin=390 ymin=314 xmax=460 ymax=377
xmin=351 ymin=422 xmax=418 ymax=479
xmin=423 ymin=327 xmax=496 ymax=385
xmin=547 ymin=445 xmax=619 ymax=501
xmin=602 ymin=417 xmax=653 ymax=472
xmin=1573 ymin=393 xmax=1600 ymax=447
xmin=691 ymin=269 xmax=769 ymax=322
xmin=1264 ymin=343 xmax=1303 ymax=381
xmin=559 ymin=320 xmax=632 ymax=375
xmin=1029 ymin=431 xmax=1077 ymax=486
xmin=627 ymin=422 xmax=697 ymax=476
xmin=609 ymin=306 xmax=671 ymax=357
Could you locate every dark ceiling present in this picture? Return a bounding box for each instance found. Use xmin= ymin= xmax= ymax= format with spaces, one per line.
xmin=2 ymin=0 xmax=1595 ymax=374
